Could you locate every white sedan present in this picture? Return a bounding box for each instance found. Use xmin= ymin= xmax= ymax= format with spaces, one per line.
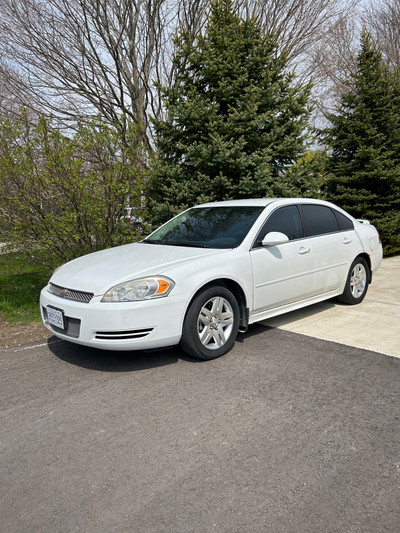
xmin=40 ymin=198 xmax=382 ymax=360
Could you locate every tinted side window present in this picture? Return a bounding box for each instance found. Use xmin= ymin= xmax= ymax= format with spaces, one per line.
xmin=334 ymin=210 xmax=354 ymax=230
xmin=255 ymin=206 xmax=303 ymax=246
xmin=300 ymin=205 xmax=340 ymax=236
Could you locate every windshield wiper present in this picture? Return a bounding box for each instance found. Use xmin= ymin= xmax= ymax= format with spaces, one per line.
xmin=143 ymin=240 xmax=209 ymax=248
xmin=172 ymin=241 xmax=209 ymax=248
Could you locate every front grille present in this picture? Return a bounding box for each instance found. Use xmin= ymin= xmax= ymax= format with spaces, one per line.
xmin=42 ymin=307 xmax=81 ymax=338
xmin=49 ymin=283 xmax=94 ymax=303
xmin=94 ymin=328 xmax=154 ymax=341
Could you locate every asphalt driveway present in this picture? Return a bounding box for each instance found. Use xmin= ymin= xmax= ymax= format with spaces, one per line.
xmin=1 ymin=325 xmax=399 ymax=533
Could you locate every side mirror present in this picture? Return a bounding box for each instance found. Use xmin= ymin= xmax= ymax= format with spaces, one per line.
xmin=261 ymin=231 xmax=289 ymax=247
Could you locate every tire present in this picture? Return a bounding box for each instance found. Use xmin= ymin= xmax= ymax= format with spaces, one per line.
xmin=337 ymin=257 xmax=370 ymax=305
xmin=180 ymin=286 xmax=240 ymax=360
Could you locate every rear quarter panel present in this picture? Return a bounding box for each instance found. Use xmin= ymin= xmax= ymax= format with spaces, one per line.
xmin=353 ymin=220 xmax=383 ymax=273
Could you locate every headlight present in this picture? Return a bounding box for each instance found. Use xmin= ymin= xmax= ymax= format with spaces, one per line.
xmin=101 ymin=276 xmax=175 ymax=302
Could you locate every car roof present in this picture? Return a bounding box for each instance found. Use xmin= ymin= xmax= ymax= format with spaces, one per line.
xmin=195 ymin=198 xmax=279 ymax=208
xmin=194 ymin=198 xmax=337 ymax=208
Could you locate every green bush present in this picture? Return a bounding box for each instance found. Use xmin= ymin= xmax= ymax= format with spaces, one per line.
xmin=0 ymin=115 xmax=147 ymax=267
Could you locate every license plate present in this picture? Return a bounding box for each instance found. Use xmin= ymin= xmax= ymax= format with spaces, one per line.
xmin=47 ymin=307 xmax=65 ymax=330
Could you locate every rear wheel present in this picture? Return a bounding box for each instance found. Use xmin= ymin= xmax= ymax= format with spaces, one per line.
xmin=180 ymin=286 xmax=240 ymax=360
xmin=338 ymin=257 xmax=370 ymax=305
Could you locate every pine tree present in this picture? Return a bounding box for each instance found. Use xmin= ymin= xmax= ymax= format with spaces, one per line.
xmin=147 ymin=0 xmax=311 ymax=225
xmin=325 ymin=32 xmax=400 ymax=255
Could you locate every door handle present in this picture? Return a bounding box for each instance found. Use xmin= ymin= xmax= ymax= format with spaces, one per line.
xmin=342 ymin=237 xmax=352 ymax=245
xmin=298 ymin=246 xmax=311 ymax=255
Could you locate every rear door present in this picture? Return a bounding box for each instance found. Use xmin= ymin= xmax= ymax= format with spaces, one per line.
xmin=299 ymin=204 xmax=355 ymax=296
xmin=250 ymin=205 xmax=314 ymax=316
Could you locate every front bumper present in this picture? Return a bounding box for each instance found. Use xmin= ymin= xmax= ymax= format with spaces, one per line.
xmin=40 ymin=286 xmax=187 ymax=351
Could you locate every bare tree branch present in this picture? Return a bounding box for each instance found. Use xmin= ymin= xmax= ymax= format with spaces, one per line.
xmin=0 ymin=0 xmax=362 ymax=140
xmin=310 ymin=13 xmax=361 ymax=122
xmin=0 ymin=0 xmax=207 ymax=147
xmin=364 ymin=0 xmax=400 ymax=71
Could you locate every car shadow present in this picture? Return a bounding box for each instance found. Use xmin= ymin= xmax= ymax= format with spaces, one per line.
xmin=47 ymin=320 xmax=301 ymax=372
xmin=47 ymin=337 xmax=198 ymax=372
xmin=237 ymin=322 xmax=273 ymax=342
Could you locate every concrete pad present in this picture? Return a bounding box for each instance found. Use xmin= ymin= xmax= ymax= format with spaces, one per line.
xmin=262 ymin=256 xmax=400 ymax=359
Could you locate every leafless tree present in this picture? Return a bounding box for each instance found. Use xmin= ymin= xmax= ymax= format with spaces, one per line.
xmin=310 ymin=13 xmax=362 ymax=122
xmin=0 ymin=0 xmax=207 ymax=148
xmin=247 ymin=0 xmax=361 ymax=124
xmin=364 ymin=0 xmax=400 ymax=71
xmin=0 ymin=53 xmax=20 ymax=118
xmin=0 ymin=0 xmax=362 ymax=143
xmin=251 ymin=0 xmax=356 ymax=62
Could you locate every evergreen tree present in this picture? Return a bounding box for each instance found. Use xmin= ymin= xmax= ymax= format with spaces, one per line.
xmin=324 ymin=32 xmax=400 ymax=255
xmin=147 ymin=0 xmax=311 ymax=225
xmin=279 ymin=150 xmax=329 ymax=199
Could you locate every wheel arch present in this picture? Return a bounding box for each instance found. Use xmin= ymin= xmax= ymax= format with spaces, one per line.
xmin=355 ymin=253 xmax=372 ymax=283
xmin=184 ymin=278 xmax=249 ymax=332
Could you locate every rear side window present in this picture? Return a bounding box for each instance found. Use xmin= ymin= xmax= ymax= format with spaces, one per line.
xmin=300 ymin=204 xmax=340 ymax=236
xmin=255 ymin=205 xmax=304 ymax=246
xmin=334 ymin=210 xmax=354 ymax=230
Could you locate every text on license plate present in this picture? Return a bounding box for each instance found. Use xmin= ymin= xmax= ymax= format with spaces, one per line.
xmin=47 ymin=307 xmax=65 ymax=330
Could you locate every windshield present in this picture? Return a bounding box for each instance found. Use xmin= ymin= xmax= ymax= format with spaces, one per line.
xmin=144 ymin=206 xmax=264 ymax=249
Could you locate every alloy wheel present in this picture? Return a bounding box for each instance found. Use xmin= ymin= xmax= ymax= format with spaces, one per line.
xmin=350 ymin=263 xmax=367 ymax=299
xmin=197 ymin=296 xmax=234 ymax=350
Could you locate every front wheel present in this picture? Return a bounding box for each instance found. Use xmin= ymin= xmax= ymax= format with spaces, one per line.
xmin=180 ymin=286 xmax=240 ymax=360
xmin=338 ymin=257 xmax=370 ymax=305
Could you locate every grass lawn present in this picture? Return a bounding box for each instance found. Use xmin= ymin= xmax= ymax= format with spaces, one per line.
xmin=0 ymin=252 xmax=52 ymax=323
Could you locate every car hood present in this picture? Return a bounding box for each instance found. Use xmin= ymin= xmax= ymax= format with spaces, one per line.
xmin=51 ymin=242 xmax=226 ymax=295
